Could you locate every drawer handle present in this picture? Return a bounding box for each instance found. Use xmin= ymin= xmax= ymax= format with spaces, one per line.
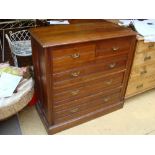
xmin=109 ymin=63 xmax=116 ymax=68
xmin=71 ymin=53 xmax=80 ymax=59
xmin=105 ymin=79 xmax=113 ymax=85
xmin=112 ymin=47 xmax=119 ymax=51
xmin=136 ymin=84 xmax=143 ymax=89
xmin=103 ymin=97 xmax=110 ymax=102
xmin=71 ymin=90 xmax=80 ymax=95
xmin=140 ymin=70 xmax=147 ymax=75
xmin=144 ymin=56 xmax=151 ymax=61
xmin=71 ymin=71 xmax=80 ymax=77
xmin=148 ymin=43 xmax=154 ymax=48
xmin=70 ymin=108 xmax=79 ymax=113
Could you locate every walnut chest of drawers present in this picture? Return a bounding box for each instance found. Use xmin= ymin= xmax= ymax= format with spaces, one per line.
xmin=30 ymin=21 xmax=136 ymax=134
xmin=125 ymin=36 xmax=155 ymax=98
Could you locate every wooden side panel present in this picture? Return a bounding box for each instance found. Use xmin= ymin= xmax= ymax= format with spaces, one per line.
xmin=120 ymin=36 xmax=137 ymax=100
xmin=31 ymin=37 xmax=53 ymax=125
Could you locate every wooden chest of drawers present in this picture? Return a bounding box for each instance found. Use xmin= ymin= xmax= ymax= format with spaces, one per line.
xmin=30 ymin=21 xmax=136 ymax=134
xmin=125 ymin=36 xmax=155 ymax=98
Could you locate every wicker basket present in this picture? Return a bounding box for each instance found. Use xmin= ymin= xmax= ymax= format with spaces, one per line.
xmin=0 ymin=78 xmax=34 ymax=120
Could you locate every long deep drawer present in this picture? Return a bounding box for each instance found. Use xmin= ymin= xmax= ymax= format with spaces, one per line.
xmin=53 ymin=53 xmax=128 ymax=85
xmin=54 ymin=87 xmax=122 ymax=110
xmin=53 ymin=71 xmax=124 ymax=103
xmin=54 ymin=88 xmax=122 ymax=124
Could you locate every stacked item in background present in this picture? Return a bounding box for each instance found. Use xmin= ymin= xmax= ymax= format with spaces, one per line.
xmin=106 ymin=19 xmax=155 ymax=98
xmin=119 ymin=19 xmax=155 ymax=42
xmin=125 ymin=35 xmax=155 ymax=98
xmin=115 ymin=19 xmax=155 ymax=98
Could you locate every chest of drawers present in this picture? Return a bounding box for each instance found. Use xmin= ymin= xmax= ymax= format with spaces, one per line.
xmin=125 ymin=36 xmax=155 ymax=98
xmin=30 ymin=21 xmax=136 ymax=134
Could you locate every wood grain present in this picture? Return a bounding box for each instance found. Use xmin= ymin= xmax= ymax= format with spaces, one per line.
xmin=30 ymin=20 xmax=136 ymax=134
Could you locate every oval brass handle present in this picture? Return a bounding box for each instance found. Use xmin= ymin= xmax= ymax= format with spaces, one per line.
xmin=140 ymin=70 xmax=147 ymax=75
xmin=71 ymin=90 xmax=80 ymax=95
xmin=103 ymin=97 xmax=110 ymax=102
xmin=148 ymin=43 xmax=154 ymax=49
xmin=112 ymin=47 xmax=119 ymax=51
xmin=71 ymin=71 xmax=80 ymax=77
xmin=70 ymin=108 xmax=79 ymax=113
xmin=105 ymin=79 xmax=113 ymax=85
xmin=144 ymin=56 xmax=151 ymax=61
xmin=71 ymin=53 xmax=80 ymax=59
xmin=109 ymin=63 xmax=116 ymax=68
xmin=136 ymin=84 xmax=143 ymax=89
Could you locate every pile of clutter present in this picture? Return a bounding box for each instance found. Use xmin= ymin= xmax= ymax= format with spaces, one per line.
xmin=118 ymin=19 xmax=155 ymax=42
xmin=0 ymin=62 xmax=35 ymax=120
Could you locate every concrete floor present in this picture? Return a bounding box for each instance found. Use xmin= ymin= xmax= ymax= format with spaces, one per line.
xmin=18 ymin=89 xmax=155 ymax=135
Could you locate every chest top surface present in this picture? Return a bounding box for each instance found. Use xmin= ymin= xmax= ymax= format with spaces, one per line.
xmin=30 ymin=21 xmax=137 ymax=48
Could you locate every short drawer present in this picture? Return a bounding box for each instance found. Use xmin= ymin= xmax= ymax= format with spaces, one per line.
xmin=130 ymin=62 xmax=155 ymax=78
xmin=54 ymin=89 xmax=121 ymax=124
xmin=132 ymin=50 xmax=155 ymax=66
xmin=53 ymin=71 xmax=124 ymax=103
xmin=96 ymin=36 xmax=132 ymax=57
xmin=136 ymin=40 xmax=155 ymax=54
xmin=126 ymin=74 xmax=155 ymax=97
xmin=53 ymin=53 xmax=128 ymax=84
xmin=52 ymin=44 xmax=95 ymax=73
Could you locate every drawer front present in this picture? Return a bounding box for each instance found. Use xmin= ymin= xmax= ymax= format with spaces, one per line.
xmin=53 ymin=71 xmax=124 ymax=103
xmin=53 ymin=53 xmax=128 ymax=84
xmin=136 ymin=40 xmax=155 ymax=54
xmin=52 ymin=44 xmax=95 ymax=73
xmin=126 ymin=74 xmax=155 ymax=97
xmin=132 ymin=50 xmax=155 ymax=66
xmin=96 ymin=37 xmax=132 ymax=57
xmin=54 ymin=89 xmax=121 ymax=124
xmin=130 ymin=62 xmax=155 ymax=78
xmin=54 ymin=87 xmax=122 ymax=111
xmin=53 ymin=71 xmax=124 ymax=94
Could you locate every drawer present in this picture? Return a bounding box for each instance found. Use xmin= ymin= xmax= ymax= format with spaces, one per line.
xmin=52 ymin=44 xmax=95 ymax=73
xmin=54 ymin=89 xmax=121 ymax=124
xmin=132 ymin=50 xmax=155 ymax=66
xmin=136 ymin=40 xmax=155 ymax=54
xmin=54 ymin=87 xmax=122 ymax=111
xmin=96 ymin=37 xmax=132 ymax=57
xmin=130 ymin=62 xmax=155 ymax=78
xmin=53 ymin=53 xmax=128 ymax=84
xmin=53 ymin=71 xmax=124 ymax=94
xmin=53 ymin=71 xmax=124 ymax=103
xmin=126 ymin=74 xmax=155 ymax=97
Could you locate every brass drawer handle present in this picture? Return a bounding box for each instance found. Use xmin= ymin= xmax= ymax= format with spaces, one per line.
xmin=136 ymin=84 xmax=143 ymax=89
xmin=144 ymin=56 xmax=151 ymax=61
xmin=148 ymin=43 xmax=154 ymax=49
xmin=140 ymin=70 xmax=147 ymax=75
xmin=70 ymin=53 xmax=80 ymax=59
xmin=109 ymin=63 xmax=116 ymax=68
xmin=70 ymin=108 xmax=79 ymax=113
xmin=105 ymin=79 xmax=113 ymax=85
xmin=112 ymin=47 xmax=119 ymax=51
xmin=71 ymin=71 xmax=80 ymax=77
xmin=103 ymin=97 xmax=110 ymax=102
xmin=71 ymin=90 xmax=80 ymax=95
